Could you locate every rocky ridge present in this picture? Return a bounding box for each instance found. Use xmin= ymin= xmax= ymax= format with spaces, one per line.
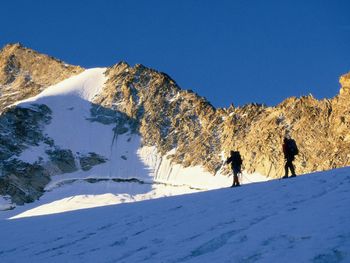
xmin=96 ymin=62 xmax=350 ymax=178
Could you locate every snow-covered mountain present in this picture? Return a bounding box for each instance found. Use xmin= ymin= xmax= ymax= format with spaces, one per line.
xmin=1 ymin=167 xmax=349 ymax=262
xmin=0 ymin=42 xmax=349 ymax=216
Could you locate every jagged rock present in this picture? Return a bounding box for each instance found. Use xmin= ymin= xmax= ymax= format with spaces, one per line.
xmin=46 ymin=148 xmax=78 ymax=174
xmin=0 ymin=105 xmax=52 ymax=161
xmin=0 ymin=105 xmax=52 ymax=205
xmin=79 ymin=152 xmax=107 ymax=171
xmin=0 ymin=159 xmax=50 ymax=205
xmin=88 ymin=104 xmax=137 ymax=133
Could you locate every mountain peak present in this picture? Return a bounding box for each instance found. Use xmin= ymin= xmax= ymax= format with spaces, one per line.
xmin=1 ymin=42 xmax=24 ymax=53
xmin=0 ymin=43 xmax=84 ymax=110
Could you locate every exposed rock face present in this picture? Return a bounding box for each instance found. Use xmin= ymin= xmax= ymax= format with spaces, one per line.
xmin=220 ymin=97 xmax=335 ymax=177
xmin=0 ymin=105 xmax=52 ymax=161
xmin=79 ymin=152 xmax=107 ymax=171
xmin=96 ymin=62 xmax=350 ymax=178
xmin=329 ymin=76 xmax=350 ymax=165
xmin=0 ymin=105 xmax=52 ymax=204
xmin=0 ymin=43 xmax=83 ymax=111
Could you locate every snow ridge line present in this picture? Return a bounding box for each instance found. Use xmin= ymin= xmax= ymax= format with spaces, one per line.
xmin=46 ymin=177 xmax=205 ymax=192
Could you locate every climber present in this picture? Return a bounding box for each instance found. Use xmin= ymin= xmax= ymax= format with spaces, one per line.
xmin=226 ymin=150 xmax=243 ymax=187
xmin=282 ymin=135 xmax=299 ymax=179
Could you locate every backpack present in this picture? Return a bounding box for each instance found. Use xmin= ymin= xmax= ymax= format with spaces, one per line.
xmin=287 ymin=139 xmax=299 ymax=156
xmin=232 ymin=151 xmax=243 ymax=165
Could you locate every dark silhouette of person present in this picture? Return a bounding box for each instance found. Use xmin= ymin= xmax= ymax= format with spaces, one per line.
xmin=282 ymin=136 xmax=298 ymax=178
xmin=226 ymin=150 xmax=243 ymax=187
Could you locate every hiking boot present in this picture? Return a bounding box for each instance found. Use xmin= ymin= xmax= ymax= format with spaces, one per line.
xmin=282 ymin=175 xmax=288 ymax=179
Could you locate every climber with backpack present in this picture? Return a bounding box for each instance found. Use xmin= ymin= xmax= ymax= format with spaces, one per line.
xmin=226 ymin=150 xmax=243 ymax=187
xmin=282 ymin=135 xmax=299 ymax=179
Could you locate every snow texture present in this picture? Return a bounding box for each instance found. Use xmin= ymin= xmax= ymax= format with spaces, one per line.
xmin=0 ymin=168 xmax=349 ymax=262
xmin=0 ymin=196 xmax=15 ymax=211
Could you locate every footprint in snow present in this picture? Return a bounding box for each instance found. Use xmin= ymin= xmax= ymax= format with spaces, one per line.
xmin=178 ymin=230 xmax=237 ymax=261
xmin=110 ymin=237 xmax=128 ymax=247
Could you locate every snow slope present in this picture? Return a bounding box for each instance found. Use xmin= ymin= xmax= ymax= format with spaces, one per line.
xmin=1 ymin=168 xmax=349 ymax=263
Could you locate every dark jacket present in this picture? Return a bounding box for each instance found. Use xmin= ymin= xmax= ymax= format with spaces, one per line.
xmin=226 ymin=151 xmax=242 ymax=171
xmin=283 ymin=138 xmax=298 ymax=161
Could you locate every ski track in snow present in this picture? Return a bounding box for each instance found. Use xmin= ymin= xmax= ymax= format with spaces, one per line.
xmin=0 ymin=168 xmax=350 ymax=263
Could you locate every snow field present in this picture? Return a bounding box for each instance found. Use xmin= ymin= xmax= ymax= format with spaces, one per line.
xmin=0 ymin=168 xmax=349 ymax=262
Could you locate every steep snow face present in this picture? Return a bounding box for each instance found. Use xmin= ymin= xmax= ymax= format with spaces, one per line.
xmin=1 ymin=168 xmax=349 ymax=263
xmin=14 ymin=68 xmax=152 ymax=181
xmin=17 ymin=68 xmax=110 ymax=155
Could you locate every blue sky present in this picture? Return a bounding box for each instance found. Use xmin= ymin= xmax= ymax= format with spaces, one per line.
xmin=1 ymin=0 xmax=349 ymax=107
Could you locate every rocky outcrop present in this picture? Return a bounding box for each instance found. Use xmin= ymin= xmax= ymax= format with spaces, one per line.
xmin=0 ymin=160 xmax=50 ymax=205
xmin=79 ymin=152 xmax=107 ymax=171
xmin=0 ymin=105 xmax=52 ymax=205
xmin=0 ymin=43 xmax=83 ymax=111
